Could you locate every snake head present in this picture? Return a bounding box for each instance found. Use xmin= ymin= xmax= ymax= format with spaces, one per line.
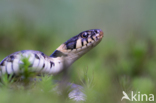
xmin=54 ymin=29 xmax=103 ymax=67
xmin=75 ymin=29 xmax=103 ymax=50
xmin=57 ymin=29 xmax=103 ymax=52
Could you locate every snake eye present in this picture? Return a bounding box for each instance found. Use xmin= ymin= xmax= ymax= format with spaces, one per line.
xmin=82 ymin=32 xmax=88 ymax=38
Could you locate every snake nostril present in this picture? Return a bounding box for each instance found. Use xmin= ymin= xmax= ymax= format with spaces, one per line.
xmin=94 ymin=29 xmax=103 ymax=37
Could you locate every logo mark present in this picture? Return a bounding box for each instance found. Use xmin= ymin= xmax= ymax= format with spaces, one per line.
xmin=121 ymin=91 xmax=131 ymax=101
xmin=121 ymin=91 xmax=154 ymax=101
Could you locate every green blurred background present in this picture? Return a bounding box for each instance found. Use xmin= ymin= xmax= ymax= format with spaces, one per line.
xmin=0 ymin=0 xmax=156 ymax=103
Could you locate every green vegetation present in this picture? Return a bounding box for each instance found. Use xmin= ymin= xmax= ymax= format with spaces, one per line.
xmin=0 ymin=30 xmax=155 ymax=103
xmin=0 ymin=1 xmax=156 ymax=103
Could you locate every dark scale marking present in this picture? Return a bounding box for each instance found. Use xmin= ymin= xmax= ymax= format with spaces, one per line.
xmin=7 ymin=55 xmax=14 ymax=62
xmin=86 ymin=39 xmax=88 ymax=43
xmin=91 ymin=36 xmax=95 ymax=41
xmin=67 ymin=42 xmax=76 ymax=50
xmin=42 ymin=63 xmax=45 ymax=68
xmin=35 ymin=54 xmax=40 ymax=59
xmin=10 ymin=55 xmax=14 ymax=60
xmin=50 ymin=50 xmax=67 ymax=58
xmin=96 ymin=36 xmax=98 ymax=40
xmin=50 ymin=61 xmax=54 ymax=68
xmin=73 ymin=42 xmax=76 ymax=49
xmin=91 ymin=31 xmax=96 ymax=36
xmin=0 ymin=61 xmax=4 ymax=66
xmin=65 ymin=35 xmax=79 ymax=49
xmin=81 ymin=39 xmax=84 ymax=46
xmin=41 ymin=52 xmax=46 ymax=58
xmin=94 ymin=30 xmax=98 ymax=33
xmin=0 ymin=58 xmax=6 ymax=66
xmin=81 ymin=38 xmax=88 ymax=46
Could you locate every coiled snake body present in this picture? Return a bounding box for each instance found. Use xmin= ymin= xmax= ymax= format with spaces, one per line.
xmin=0 ymin=29 xmax=103 ymax=77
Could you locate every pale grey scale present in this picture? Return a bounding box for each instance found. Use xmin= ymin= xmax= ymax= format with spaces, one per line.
xmin=1 ymin=53 xmax=16 ymax=75
xmin=6 ymin=62 xmax=13 ymax=74
xmin=42 ymin=60 xmax=50 ymax=73
xmin=1 ymin=61 xmax=7 ymax=74
xmin=32 ymin=54 xmax=42 ymax=69
xmin=40 ymin=58 xmax=55 ymax=74
xmin=37 ymin=56 xmax=45 ymax=71
xmin=0 ymin=53 xmax=20 ymax=75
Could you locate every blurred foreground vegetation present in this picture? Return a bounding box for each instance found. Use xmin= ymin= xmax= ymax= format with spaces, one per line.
xmin=0 ymin=25 xmax=155 ymax=103
xmin=0 ymin=0 xmax=156 ymax=103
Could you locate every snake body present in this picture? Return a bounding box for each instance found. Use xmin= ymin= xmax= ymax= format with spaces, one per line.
xmin=0 ymin=29 xmax=103 ymax=76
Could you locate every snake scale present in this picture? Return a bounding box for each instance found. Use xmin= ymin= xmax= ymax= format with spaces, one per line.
xmin=0 ymin=29 xmax=103 ymax=77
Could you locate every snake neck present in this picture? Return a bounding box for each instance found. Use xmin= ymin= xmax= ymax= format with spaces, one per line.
xmin=50 ymin=49 xmax=75 ymax=69
xmin=50 ymin=43 xmax=96 ymax=69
